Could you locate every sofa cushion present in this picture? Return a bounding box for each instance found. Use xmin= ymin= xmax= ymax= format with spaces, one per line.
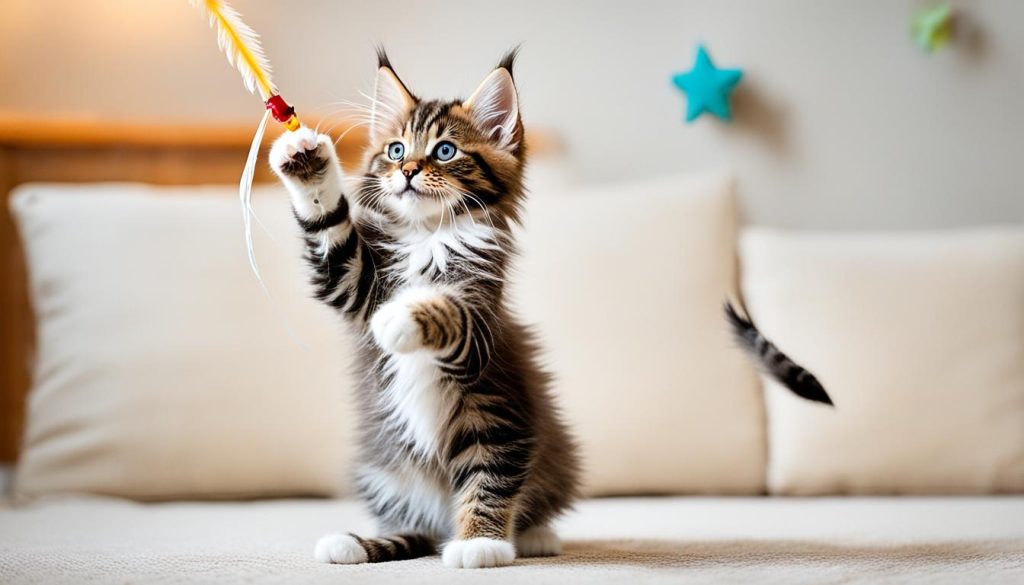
xmin=514 ymin=172 xmax=765 ymax=495
xmin=740 ymin=227 xmax=1024 ymax=495
xmin=11 ymin=184 xmax=357 ymax=500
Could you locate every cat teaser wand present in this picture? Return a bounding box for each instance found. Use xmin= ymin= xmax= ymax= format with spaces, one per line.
xmin=189 ymin=0 xmax=298 ymax=282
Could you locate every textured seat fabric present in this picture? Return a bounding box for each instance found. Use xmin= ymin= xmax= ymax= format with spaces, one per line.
xmin=1 ymin=496 xmax=1022 ymax=584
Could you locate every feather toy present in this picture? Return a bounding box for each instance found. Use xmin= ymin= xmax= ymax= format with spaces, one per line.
xmin=189 ymin=0 xmax=299 ymax=283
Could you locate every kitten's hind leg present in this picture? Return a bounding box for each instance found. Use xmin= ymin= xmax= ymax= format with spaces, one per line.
xmin=515 ymin=524 xmax=562 ymax=557
xmin=314 ymin=532 xmax=435 ymax=564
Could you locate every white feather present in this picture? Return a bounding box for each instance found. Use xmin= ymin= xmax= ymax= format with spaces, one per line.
xmin=238 ymin=105 xmax=307 ymax=348
xmin=192 ymin=0 xmax=302 ymax=339
xmin=240 ymin=109 xmax=270 ymax=282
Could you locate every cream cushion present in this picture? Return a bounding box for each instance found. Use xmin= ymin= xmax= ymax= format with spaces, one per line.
xmin=11 ymin=184 xmax=357 ymax=500
xmin=514 ymin=172 xmax=765 ymax=495
xmin=740 ymin=228 xmax=1024 ymax=495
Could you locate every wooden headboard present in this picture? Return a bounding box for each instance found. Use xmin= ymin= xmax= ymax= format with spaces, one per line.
xmin=0 ymin=113 xmax=559 ymax=462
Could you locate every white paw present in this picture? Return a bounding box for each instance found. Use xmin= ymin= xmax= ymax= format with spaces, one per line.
xmin=515 ymin=525 xmax=562 ymax=557
xmin=442 ymin=538 xmax=516 ymax=569
xmin=370 ymin=300 xmax=424 ymax=355
xmin=269 ymin=126 xmax=331 ymax=175
xmin=313 ymin=533 xmax=368 ymax=564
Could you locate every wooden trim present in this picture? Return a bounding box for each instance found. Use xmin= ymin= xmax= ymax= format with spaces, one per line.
xmin=0 ymin=115 xmax=274 ymax=149
xmin=0 ymin=111 xmax=560 ymax=154
xmin=0 ymin=146 xmax=28 ymax=463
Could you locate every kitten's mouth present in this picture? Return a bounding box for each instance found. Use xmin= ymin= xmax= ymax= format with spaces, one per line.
xmin=396 ymin=187 xmax=421 ymax=198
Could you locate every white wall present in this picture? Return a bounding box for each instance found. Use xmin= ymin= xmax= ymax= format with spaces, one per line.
xmin=3 ymin=0 xmax=1023 ymax=229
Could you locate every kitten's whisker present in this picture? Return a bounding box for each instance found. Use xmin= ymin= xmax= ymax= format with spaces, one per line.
xmin=360 ymin=91 xmax=403 ymax=120
xmin=334 ymin=121 xmax=370 ymax=147
xmin=452 ymin=187 xmax=498 ymax=231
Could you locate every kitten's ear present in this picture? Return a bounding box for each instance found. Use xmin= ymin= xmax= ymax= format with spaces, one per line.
xmin=371 ymin=49 xmax=416 ymax=142
xmin=463 ymin=53 xmax=521 ymax=150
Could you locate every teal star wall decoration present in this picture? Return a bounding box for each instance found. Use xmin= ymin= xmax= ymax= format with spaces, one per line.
xmin=911 ymin=3 xmax=954 ymax=53
xmin=672 ymin=44 xmax=743 ymax=123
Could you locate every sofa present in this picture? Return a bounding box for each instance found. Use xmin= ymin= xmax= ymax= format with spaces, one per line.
xmin=1 ymin=174 xmax=1022 ymax=584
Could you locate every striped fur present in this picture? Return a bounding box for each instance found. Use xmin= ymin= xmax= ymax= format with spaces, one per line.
xmin=270 ymin=50 xmax=579 ymax=568
xmin=724 ymin=301 xmax=833 ymax=406
xmin=353 ymin=533 xmax=437 ymax=562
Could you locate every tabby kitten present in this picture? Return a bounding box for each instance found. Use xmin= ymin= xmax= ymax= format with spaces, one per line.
xmin=270 ymin=50 xmax=579 ymax=569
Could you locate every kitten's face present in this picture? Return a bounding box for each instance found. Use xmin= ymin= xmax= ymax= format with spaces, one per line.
xmin=360 ymin=52 xmax=525 ymax=224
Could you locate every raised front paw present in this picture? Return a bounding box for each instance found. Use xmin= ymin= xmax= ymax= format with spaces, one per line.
xmin=269 ymin=126 xmax=334 ymax=183
xmin=442 ymin=538 xmax=516 ymax=569
xmin=370 ymin=300 xmax=426 ymax=355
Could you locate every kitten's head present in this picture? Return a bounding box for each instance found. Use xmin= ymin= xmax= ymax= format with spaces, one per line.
xmin=359 ymin=49 xmax=526 ymax=225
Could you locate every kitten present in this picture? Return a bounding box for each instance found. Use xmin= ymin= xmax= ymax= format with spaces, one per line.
xmin=270 ymin=49 xmax=579 ymax=569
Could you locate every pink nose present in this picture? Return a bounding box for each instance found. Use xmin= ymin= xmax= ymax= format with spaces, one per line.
xmin=401 ymin=161 xmax=421 ymax=178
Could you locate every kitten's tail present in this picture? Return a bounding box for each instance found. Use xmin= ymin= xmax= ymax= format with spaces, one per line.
xmin=315 ymin=533 xmax=435 ymax=564
xmin=724 ymin=301 xmax=834 ymax=406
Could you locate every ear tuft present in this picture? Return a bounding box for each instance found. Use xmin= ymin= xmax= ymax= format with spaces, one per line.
xmin=375 ymin=45 xmax=392 ymax=71
xmin=496 ymin=45 xmax=520 ymax=80
xmin=464 ymin=62 xmax=521 ymax=150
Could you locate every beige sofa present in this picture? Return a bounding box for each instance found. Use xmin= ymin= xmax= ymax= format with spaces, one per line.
xmin=2 ymin=178 xmax=1022 ymax=584
xmin=3 ymin=493 xmax=1023 ymax=584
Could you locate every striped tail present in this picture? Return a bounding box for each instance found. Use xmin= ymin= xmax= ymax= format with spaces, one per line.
xmin=353 ymin=533 xmax=436 ymax=562
xmin=315 ymin=533 xmax=435 ymax=564
xmin=724 ymin=301 xmax=834 ymax=406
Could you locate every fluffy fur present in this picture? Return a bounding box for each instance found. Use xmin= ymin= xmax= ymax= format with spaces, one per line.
xmin=271 ymin=49 xmax=579 ymax=569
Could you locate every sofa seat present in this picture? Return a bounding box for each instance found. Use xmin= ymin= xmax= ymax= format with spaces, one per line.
xmin=2 ymin=496 xmax=1022 ymax=584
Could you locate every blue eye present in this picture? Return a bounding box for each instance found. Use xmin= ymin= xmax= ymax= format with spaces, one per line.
xmin=387 ymin=142 xmax=405 ymax=161
xmin=433 ymin=141 xmax=457 ymax=162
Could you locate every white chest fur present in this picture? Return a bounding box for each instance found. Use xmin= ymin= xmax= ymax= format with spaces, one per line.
xmin=375 ymin=216 xmax=500 ymax=457
xmin=387 ymin=216 xmax=501 ymax=283
xmin=381 ymin=351 xmax=458 ymax=458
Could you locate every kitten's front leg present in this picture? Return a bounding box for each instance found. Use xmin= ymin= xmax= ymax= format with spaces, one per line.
xmin=371 ymin=286 xmax=492 ymax=380
xmin=371 ymin=286 xmax=462 ymax=355
xmin=271 ymin=128 xmax=378 ymax=319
